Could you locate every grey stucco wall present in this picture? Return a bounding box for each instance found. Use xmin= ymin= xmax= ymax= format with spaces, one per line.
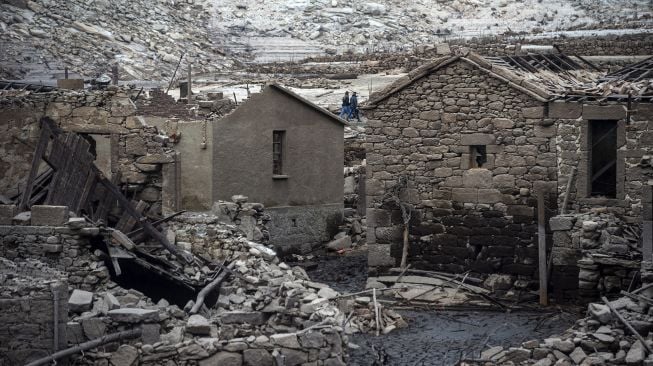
xmin=213 ymin=86 xmax=344 ymax=208
xmin=176 ymin=121 xmax=214 ymax=210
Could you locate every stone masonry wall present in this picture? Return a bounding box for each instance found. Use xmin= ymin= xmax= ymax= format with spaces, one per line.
xmin=0 ymin=223 xmax=109 ymax=291
xmin=0 ymin=258 xmax=68 ymax=366
xmin=366 ymin=60 xmax=557 ymax=282
xmin=552 ymin=101 xmax=653 ymax=221
xmin=0 ymin=88 xmax=176 ymax=217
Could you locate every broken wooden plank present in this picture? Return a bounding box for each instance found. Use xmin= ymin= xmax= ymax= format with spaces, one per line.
xmin=111 ymin=229 xmax=136 ymax=250
xmin=19 ymin=120 xmax=52 ymax=210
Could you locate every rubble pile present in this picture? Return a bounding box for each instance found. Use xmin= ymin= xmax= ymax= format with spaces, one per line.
xmin=0 ymin=0 xmax=232 ymax=80
xmin=550 ymin=212 xmax=641 ymax=299
xmin=469 ymin=283 xmax=653 ymax=366
xmin=19 ymin=211 xmax=402 ymax=365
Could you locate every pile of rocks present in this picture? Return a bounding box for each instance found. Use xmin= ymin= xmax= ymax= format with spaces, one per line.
xmin=550 ymin=211 xmax=641 ymax=299
xmin=47 ymin=211 xmax=404 ymax=365
xmin=0 ymin=0 xmax=232 ymax=80
xmin=470 ymin=285 xmax=653 ymax=366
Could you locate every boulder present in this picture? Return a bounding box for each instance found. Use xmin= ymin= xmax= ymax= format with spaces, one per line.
xmin=108 ymin=308 xmax=159 ymax=323
xmin=186 ymin=314 xmax=211 ymax=335
xmin=326 ymin=235 xmax=352 ymax=251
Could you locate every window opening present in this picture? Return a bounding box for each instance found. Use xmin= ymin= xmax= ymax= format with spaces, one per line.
xmin=589 ymin=120 xmax=617 ymax=197
xmin=470 ymin=145 xmax=487 ymax=168
xmin=273 ymin=131 xmax=285 ymax=175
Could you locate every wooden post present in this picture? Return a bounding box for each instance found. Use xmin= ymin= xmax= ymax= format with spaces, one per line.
xmin=64 ymin=67 xmax=68 ymax=79
xmin=560 ymin=166 xmax=577 ymax=214
xmin=111 ymin=65 xmax=119 ymax=85
xmin=187 ymin=62 xmax=192 ymax=104
xmin=538 ymin=190 xmax=548 ymax=306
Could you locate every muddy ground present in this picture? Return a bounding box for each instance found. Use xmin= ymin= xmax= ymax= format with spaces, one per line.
xmin=299 ymin=249 xmax=578 ymax=366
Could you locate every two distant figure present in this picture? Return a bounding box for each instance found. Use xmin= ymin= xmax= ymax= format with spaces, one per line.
xmin=339 ymin=91 xmax=361 ymax=122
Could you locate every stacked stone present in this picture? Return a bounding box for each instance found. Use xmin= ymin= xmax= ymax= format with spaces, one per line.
xmin=366 ymin=59 xmax=555 ymax=279
xmin=550 ymin=212 xmax=642 ymax=301
xmin=0 ymin=258 xmax=68 ymax=366
xmin=0 ymin=205 xmax=109 ymax=291
xmin=473 ymin=293 xmax=653 ymax=366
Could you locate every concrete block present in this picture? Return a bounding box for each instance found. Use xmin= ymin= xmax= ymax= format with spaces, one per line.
xmin=461 ymin=133 xmax=496 ymax=145
xmin=31 ymin=205 xmax=69 ymax=226
xmin=0 ymin=205 xmax=16 ymax=225
xmin=582 ymin=104 xmax=627 ymax=120
xmin=549 ymin=101 xmax=581 ymax=119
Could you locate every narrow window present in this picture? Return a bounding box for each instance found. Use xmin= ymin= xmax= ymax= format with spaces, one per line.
xmin=589 ymin=120 xmax=617 ymax=197
xmin=273 ymin=130 xmax=285 ymax=175
xmin=470 ymin=145 xmax=487 ymax=168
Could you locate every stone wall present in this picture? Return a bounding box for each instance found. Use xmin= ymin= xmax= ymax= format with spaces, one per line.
xmin=0 ymin=258 xmax=68 ymax=365
xmin=365 ymin=59 xmax=557 ymax=282
xmin=552 ymin=101 xmax=653 ymax=220
xmin=259 ymin=33 xmax=653 ymax=76
xmin=267 ymin=204 xmax=344 ymax=254
xmin=0 ymin=206 xmax=110 ymax=291
xmin=0 ymin=87 xmax=177 ymax=217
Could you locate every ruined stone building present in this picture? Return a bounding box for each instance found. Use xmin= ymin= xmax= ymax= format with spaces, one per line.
xmin=363 ymin=50 xmax=652 ymax=301
xmin=0 ymin=83 xmax=346 ymax=254
xmin=212 ymin=84 xmax=346 ymax=252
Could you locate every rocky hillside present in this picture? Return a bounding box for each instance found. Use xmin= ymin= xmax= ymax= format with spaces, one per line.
xmin=0 ymin=0 xmax=232 ymax=81
xmin=0 ymin=0 xmax=651 ymax=81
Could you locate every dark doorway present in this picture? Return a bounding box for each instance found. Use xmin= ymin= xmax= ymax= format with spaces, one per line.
xmin=589 ymin=120 xmax=617 ymax=197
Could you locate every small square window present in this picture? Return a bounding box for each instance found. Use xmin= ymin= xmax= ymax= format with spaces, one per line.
xmin=273 ymin=131 xmax=285 ymax=175
xmin=470 ymin=145 xmax=487 ymax=168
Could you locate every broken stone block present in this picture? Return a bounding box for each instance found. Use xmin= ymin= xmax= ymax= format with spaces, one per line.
xmin=186 ymin=314 xmax=211 ymax=335
xmin=67 ymin=321 xmax=84 ymax=344
xmin=69 ymin=289 xmax=94 ymax=313
xmin=31 ymin=205 xmax=69 ymax=226
xmin=243 ymin=349 xmax=273 ymax=366
xmin=110 ymin=344 xmax=138 ymax=366
xmin=199 ymin=351 xmax=243 ymax=366
xmin=108 ymin=308 xmax=159 ymax=323
xmin=67 ymin=217 xmax=87 ymax=229
xmin=0 ymin=205 xmax=16 ymax=225
xmin=549 ymin=216 xmax=574 ymax=231
xmin=232 ymin=195 xmax=248 ymax=204
xmin=299 ymin=331 xmax=326 ymax=348
xmin=317 ymin=287 xmax=339 ymax=300
xmin=326 ymin=236 xmax=352 ymax=251
xmin=570 ymin=347 xmax=587 ymax=364
xmin=104 ymin=293 xmax=121 ymax=310
xmin=279 ymin=348 xmax=308 ymax=366
xmin=141 ymin=323 xmax=161 ymax=344
xmin=626 ymin=340 xmax=645 ymax=364
xmin=12 ymin=211 xmax=31 ymax=225
xmin=270 ymin=333 xmax=301 ymax=349
xmin=82 ymin=318 xmax=106 ymax=340
xmin=483 ymin=274 xmax=514 ymax=291
xmin=588 ymin=303 xmax=612 ymax=324
xmin=300 ymin=298 xmax=328 ymax=313
xmin=218 ymin=311 xmax=268 ymax=325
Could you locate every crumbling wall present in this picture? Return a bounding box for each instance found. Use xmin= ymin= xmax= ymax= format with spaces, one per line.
xmin=0 ymin=258 xmax=68 ymax=365
xmin=0 ymin=88 xmax=177 ymax=216
xmin=365 ymin=59 xmax=557 ymax=282
xmin=0 ymin=205 xmax=109 ymax=291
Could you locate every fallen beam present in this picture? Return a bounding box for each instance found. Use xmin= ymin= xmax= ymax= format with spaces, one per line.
xmin=189 ymin=262 xmax=235 ymax=314
xmin=602 ymin=296 xmax=653 ymax=353
xmin=25 ymin=328 xmax=142 ymax=366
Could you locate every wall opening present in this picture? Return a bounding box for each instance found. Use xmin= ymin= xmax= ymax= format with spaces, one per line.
xmin=273 ymin=130 xmax=285 ymax=175
xmin=470 ymin=145 xmax=487 ymax=168
xmin=589 ymin=120 xmax=618 ymax=198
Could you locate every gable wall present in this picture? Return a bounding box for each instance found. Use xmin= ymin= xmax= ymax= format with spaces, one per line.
xmin=213 ymin=87 xmax=344 ymax=208
xmin=365 ymin=60 xmax=557 ymax=282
